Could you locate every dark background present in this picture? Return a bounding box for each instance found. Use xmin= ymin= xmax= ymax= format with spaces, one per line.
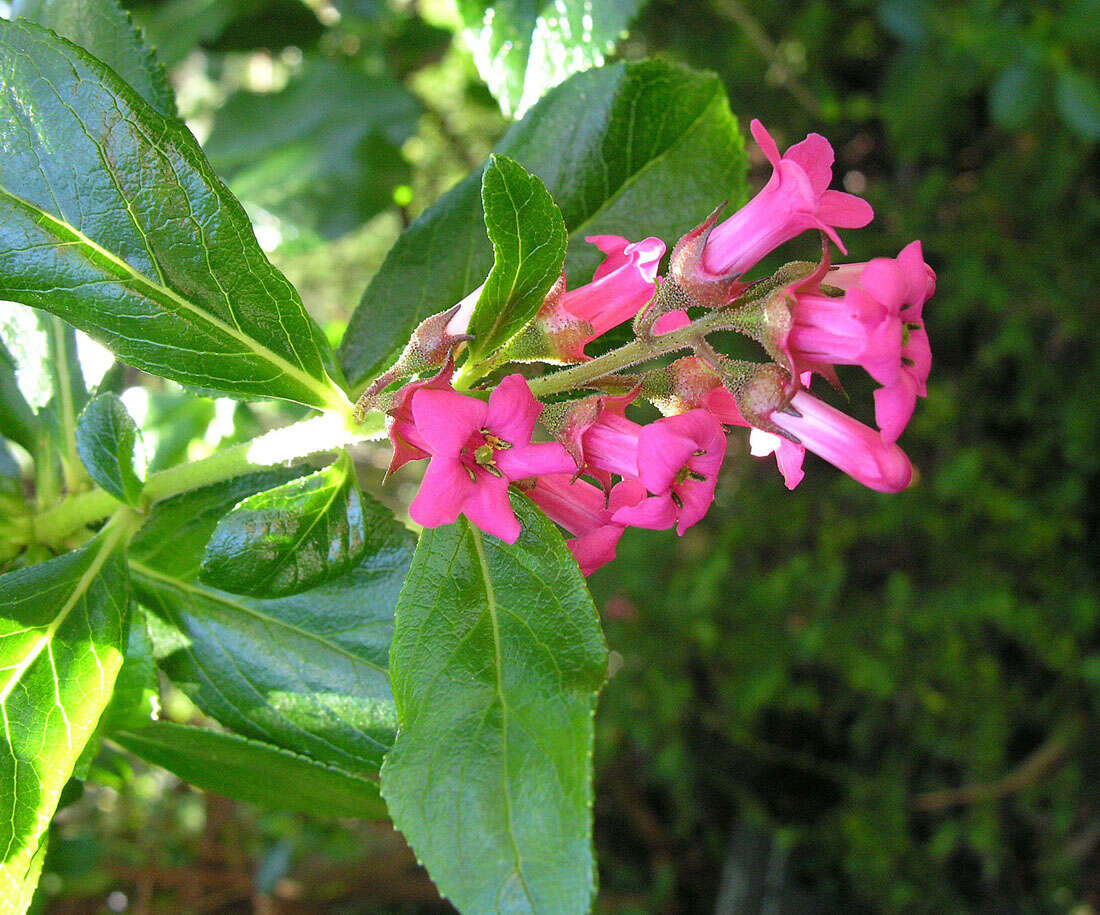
xmin=35 ymin=0 xmax=1099 ymax=911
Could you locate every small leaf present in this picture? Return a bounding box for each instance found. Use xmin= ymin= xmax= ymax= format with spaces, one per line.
xmin=0 ymin=20 xmax=346 ymax=411
xmin=381 ymin=494 xmax=607 ymax=913
xmin=12 ymin=0 xmax=176 ymax=118
xmin=76 ymin=393 xmax=145 ymax=506
xmin=1055 ymin=68 xmax=1100 ymax=141
xmin=989 ymin=63 xmax=1043 ymax=130
xmin=114 ymin=722 xmax=386 ymax=819
xmin=0 ymin=521 xmax=131 ymax=903
xmin=131 ymin=479 xmax=415 ymax=776
xmin=200 ymin=451 xmax=372 ymax=597
xmin=340 ymin=59 xmax=748 ymax=390
xmin=0 ymin=336 xmax=40 ymax=456
xmin=204 ymin=56 xmax=419 ymax=245
xmin=457 ymin=0 xmax=647 ymax=117
xmin=466 ymin=156 xmax=568 ymax=360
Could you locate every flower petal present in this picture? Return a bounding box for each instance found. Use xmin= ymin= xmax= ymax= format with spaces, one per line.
xmin=612 ymin=494 xmax=678 ymax=530
xmin=409 ymin=457 xmax=476 ymax=529
xmin=486 ymin=374 xmax=542 ymax=444
xmin=496 ymin=441 xmax=575 ymax=480
xmin=412 ymin=388 xmax=486 ymax=454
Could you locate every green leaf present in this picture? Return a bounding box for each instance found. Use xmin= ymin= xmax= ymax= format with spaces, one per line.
xmin=0 ymin=19 xmax=346 ymax=411
xmin=114 ymin=722 xmax=386 ymax=819
xmin=0 ymin=337 xmax=40 ymax=456
xmin=1055 ymin=68 xmax=1100 ymax=141
xmin=381 ymin=494 xmax=607 ymax=913
xmin=204 ymin=56 xmax=419 ymax=245
xmin=458 ymin=0 xmax=647 ymax=117
xmin=12 ymin=0 xmax=176 ymax=118
xmin=75 ymin=393 xmax=145 ymax=506
xmin=466 ymin=155 xmax=568 ymax=360
xmin=989 ymin=63 xmax=1043 ymax=130
xmin=0 ymin=520 xmax=131 ymax=903
xmin=200 ymin=451 xmax=372 ymax=597
xmin=340 ymin=58 xmax=748 ymax=390
xmin=130 ymin=482 xmax=415 ymax=776
xmin=103 ymin=613 xmax=159 ymax=731
xmin=130 ymin=469 xmax=312 ymax=581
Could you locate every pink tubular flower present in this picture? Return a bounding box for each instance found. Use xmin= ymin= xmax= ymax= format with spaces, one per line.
xmin=768 ymin=390 xmax=913 ymax=493
xmin=563 ymin=235 xmax=666 ymax=339
xmin=697 ymin=120 xmax=874 ymax=281
xmin=408 ymin=374 xmax=575 ymax=543
xmin=581 ymin=407 xmax=727 ymax=534
xmin=819 ymin=241 xmax=935 ymax=443
xmin=528 ymin=474 xmax=647 ymax=575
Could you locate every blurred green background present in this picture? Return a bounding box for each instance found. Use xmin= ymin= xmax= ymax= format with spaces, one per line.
xmin=23 ymin=0 xmax=1098 ymax=911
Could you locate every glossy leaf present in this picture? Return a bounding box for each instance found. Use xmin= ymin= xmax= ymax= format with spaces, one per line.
xmin=340 ymin=59 xmax=748 ymax=390
xmin=457 ymin=0 xmax=646 ymax=117
xmin=0 ymin=20 xmax=346 ymax=411
xmin=204 ymin=56 xmax=419 ymax=245
xmin=381 ymin=494 xmax=607 ymax=913
xmin=75 ymin=393 xmax=144 ymax=506
xmin=0 ymin=521 xmax=131 ymax=903
xmin=115 ymin=722 xmax=386 ymax=819
xmin=103 ymin=613 xmax=159 ymax=731
xmin=12 ymin=0 xmax=176 ymax=118
xmin=200 ymin=451 xmax=371 ymax=597
xmin=131 ymin=478 xmax=415 ymax=776
xmin=465 ymin=155 xmax=568 ymax=360
xmin=129 ymin=469 xmax=312 ymax=581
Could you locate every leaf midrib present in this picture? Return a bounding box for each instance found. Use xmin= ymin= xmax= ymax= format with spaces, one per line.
xmin=0 ymin=185 xmax=340 ymax=409
xmin=469 ymin=526 xmax=536 ymax=908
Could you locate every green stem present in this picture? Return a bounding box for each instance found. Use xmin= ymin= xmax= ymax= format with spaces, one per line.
xmin=525 ymin=307 xmax=745 ymax=399
xmin=33 ymin=410 xmax=385 ymax=545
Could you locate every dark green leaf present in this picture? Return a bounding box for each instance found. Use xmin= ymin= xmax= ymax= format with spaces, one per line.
xmin=114 ymin=722 xmax=386 ymax=819
xmin=0 ymin=520 xmax=131 ymax=901
xmin=200 ymin=451 xmax=373 ymax=597
xmin=12 ymin=0 xmax=176 ymax=118
xmin=457 ymin=0 xmax=646 ymax=117
xmin=466 ymin=155 xmax=568 ymax=360
xmin=129 ymin=468 xmax=312 ymax=581
xmin=131 ymin=0 xmax=265 ymax=68
xmin=340 ymin=59 xmax=748 ymax=390
xmin=75 ymin=393 xmax=144 ymax=506
xmin=381 ymin=494 xmax=607 ymax=913
xmin=204 ymin=56 xmax=419 ymax=245
xmin=131 ymin=496 xmax=415 ymax=775
xmin=1055 ymin=68 xmax=1100 ymax=140
xmin=0 ymin=20 xmax=346 ymax=411
xmin=0 ymin=336 xmax=40 ymax=455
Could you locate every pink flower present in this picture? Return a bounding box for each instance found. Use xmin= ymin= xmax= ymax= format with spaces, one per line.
xmin=385 ymin=360 xmax=455 ymax=477
xmin=820 ymin=241 xmax=935 ymax=443
xmin=563 ymin=235 xmax=665 ymax=339
xmin=408 ymin=374 xmax=575 ymax=542
xmin=696 ymin=120 xmax=874 ymax=282
xmin=528 ymin=474 xmax=646 ymax=575
xmin=768 ymin=390 xmax=913 ymax=493
xmin=581 ymin=407 xmax=727 ymax=534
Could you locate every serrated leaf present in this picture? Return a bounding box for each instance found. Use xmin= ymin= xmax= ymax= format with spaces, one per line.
xmin=458 ymin=0 xmax=647 ymax=117
xmin=0 ymin=20 xmax=346 ymax=411
xmin=75 ymin=393 xmax=144 ymax=506
xmin=466 ymin=155 xmax=568 ymax=360
xmin=12 ymin=0 xmax=176 ymax=118
xmin=381 ymin=494 xmax=607 ymax=913
xmin=204 ymin=56 xmax=419 ymax=245
xmin=200 ymin=451 xmax=371 ymax=597
xmin=340 ymin=58 xmax=748 ymax=390
xmin=0 ymin=521 xmax=131 ymax=905
xmin=103 ymin=612 xmax=159 ymax=731
xmin=130 ymin=481 xmax=414 ymax=776
xmin=114 ymin=722 xmax=386 ymax=819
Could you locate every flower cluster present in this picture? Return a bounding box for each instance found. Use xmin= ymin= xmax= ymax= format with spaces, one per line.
xmin=374 ymin=120 xmax=934 ymax=575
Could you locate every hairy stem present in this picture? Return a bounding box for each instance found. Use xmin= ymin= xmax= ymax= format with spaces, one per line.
xmin=32 ymin=411 xmax=385 ymax=545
